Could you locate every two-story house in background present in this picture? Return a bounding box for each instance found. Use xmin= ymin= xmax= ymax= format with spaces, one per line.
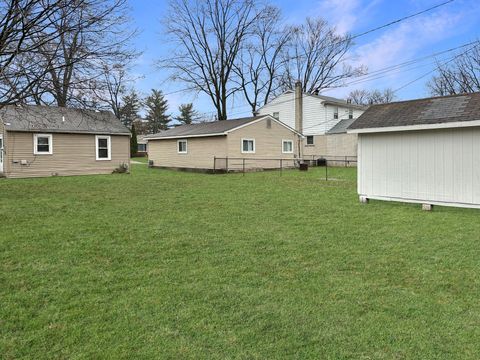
xmin=257 ymin=81 xmax=366 ymax=160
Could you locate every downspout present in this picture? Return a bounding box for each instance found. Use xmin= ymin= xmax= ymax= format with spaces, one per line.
xmin=294 ymin=80 xmax=303 ymax=160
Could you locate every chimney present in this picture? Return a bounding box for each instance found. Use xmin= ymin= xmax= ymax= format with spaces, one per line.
xmin=295 ymin=80 xmax=303 ymax=133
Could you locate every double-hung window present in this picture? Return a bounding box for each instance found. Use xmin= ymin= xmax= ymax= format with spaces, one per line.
xmin=242 ymin=138 xmax=255 ymax=153
xmin=34 ymin=134 xmax=53 ymax=155
xmin=96 ymin=135 xmax=111 ymax=160
xmin=272 ymin=112 xmax=280 ymax=120
xmin=177 ymin=140 xmax=187 ymax=154
xmin=349 ymin=109 xmax=354 ymax=119
xmin=333 ymin=107 xmax=339 ymax=119
xmin=282 ymin=140 xmax=293 ymax=154
xmin=306 ymin=135 xmax=314 ymax=145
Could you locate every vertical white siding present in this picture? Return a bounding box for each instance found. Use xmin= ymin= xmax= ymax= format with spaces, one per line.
xmin=358 ymin=127 xmax=480 ymax=207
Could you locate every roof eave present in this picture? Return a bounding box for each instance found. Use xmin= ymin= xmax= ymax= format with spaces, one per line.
xmin=348 ymin=119 xmax=480 ymax=134
xmin=146 ymin=133 xmax=227 ymax=140
xmin=5 ymin=128 xmax=131 ymax=136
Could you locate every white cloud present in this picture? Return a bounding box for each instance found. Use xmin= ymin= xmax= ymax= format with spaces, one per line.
xmin=322 ymin=8 xmax=468 ymax=99
xmin=316 ymin=0 xmax=382 ymax=34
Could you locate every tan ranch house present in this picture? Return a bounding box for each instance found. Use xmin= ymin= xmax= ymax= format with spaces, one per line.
xmin=147 ymin=115 xmax=303 ymax=172
xmin=0 ymin=105 xmax=130 ymax=178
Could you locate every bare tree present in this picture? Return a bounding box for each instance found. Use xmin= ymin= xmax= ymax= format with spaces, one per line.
xmin=26 ymin=0 xmax=138 ymax=108
xmin=348 ymin=88 xmax=396 ymax=105
xmin=428 ymin=43 xmax=480 ymax=96
xmin=280 ymin=18 xmax=365 ymax=94
xmin=233 ymin=6 xmax=290 ymax=114
xmin=161 ymin=0 xmax=264 ymax=120
xmin=0 ymin=0 xmax=83 ymax=106
xmin=91 ymin=63 xmax=135 ymax=118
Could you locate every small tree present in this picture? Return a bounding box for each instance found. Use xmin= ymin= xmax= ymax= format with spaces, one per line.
xmin=175 ymin=103 xmax=198 ymax=125
xmin=130 ymin=123 xmax=138 ymax=157
xmin=145 ymin=89 xmax=170 ymax=133
xmin=119 ymin=90 xmax=141 ymax=128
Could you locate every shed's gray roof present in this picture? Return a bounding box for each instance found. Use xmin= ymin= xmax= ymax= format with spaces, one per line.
xmin=1 ymin=104 xmax=130 ymax=135
xmin=349 ymin=92 xmax=480 ymax=130
xmin=326 ymin=118 xmax=357 ymax=134
xmin=146 ymin=116 xmax=267 ymax=139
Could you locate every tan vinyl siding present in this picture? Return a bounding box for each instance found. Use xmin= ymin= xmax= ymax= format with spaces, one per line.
xmin=303 ymin=133 xmax=357 ymax=158
xmin=148 ymin=136 xmax=227 ymax=169
xmin=226 ymin=118 xmax=299 ymax=169
xmin=5 ymin=132 xmax=130 ymax=178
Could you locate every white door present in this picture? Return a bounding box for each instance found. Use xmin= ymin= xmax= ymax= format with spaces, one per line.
xmin=0 ymin=135 xmax=3 ymax=173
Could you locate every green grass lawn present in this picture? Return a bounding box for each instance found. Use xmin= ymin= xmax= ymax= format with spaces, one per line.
xmin=1 ymin=165 xmax=480 ymax=359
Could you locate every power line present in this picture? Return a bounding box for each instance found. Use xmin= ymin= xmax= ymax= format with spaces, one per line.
xmin=392 ymin=43 xmax=479 ymax=94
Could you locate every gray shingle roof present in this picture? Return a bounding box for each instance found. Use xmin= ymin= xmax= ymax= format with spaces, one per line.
xmin=1 ymin=105 xmax=130 ymax=135
xmin=326 ymin=118 xmax=357 ymax=134
xmin=348 ymin=92 xmax=480 ymax=130
xmin=146 ymin=116 xmax=266 ymax=139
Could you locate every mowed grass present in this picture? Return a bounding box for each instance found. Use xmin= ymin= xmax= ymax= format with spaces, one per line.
xmin=1 ymin=165 xmax=480 ymax=359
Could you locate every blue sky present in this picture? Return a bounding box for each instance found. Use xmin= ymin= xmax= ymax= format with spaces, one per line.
xmin=128 ymin=0 xmax=480 ymax=118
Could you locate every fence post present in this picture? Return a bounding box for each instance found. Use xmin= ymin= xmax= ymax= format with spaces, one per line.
xmin=345 ymin=156 xmax=347 ymax=167
xmin=226 ymin=156 xmax=229 ymax=173
xmin=326 ymin=160 xmax=328 ymax=181
xmin=213 ymin=156 xmax=216 ymax=174
xmin=280 ymin=159 xmax=283 ymax=176
xmin=243 ymin=158 xmax=245 ymax=176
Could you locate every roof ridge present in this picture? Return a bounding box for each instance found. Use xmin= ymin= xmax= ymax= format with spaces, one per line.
xmin=368 ymin=92 xmax=479 ymax=107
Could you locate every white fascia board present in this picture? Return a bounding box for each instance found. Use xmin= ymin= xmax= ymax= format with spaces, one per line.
xmin=146 ymin=133 xmax=226 ymax=140
xmin=348 ymin=120 xmax=480 ymax=134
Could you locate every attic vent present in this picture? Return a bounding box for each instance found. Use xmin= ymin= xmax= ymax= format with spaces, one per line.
xmin=266 ymin=118 xmax=272 ymax=128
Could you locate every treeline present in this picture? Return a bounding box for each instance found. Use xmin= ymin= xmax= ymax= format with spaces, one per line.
xmin=118 ymin=89 xmax=204 ymax=135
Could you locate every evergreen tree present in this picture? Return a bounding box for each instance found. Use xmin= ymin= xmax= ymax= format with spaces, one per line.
xmin=145 ymin=89 xmax=170 ymax=133
xmin=119 ymin=90 xmax=141 ymax=128
xmin=130 ymin=123 xmax=138 ymax=157
xmin=175 ymin=103 xmax=199 ymax=125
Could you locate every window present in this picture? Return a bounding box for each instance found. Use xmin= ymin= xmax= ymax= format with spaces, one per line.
xmin=272 ymin=112 xmax=279 ymax=120
xmin=333 ymin=107 xmax=339 ymax=119
xmin=282 ymin=140 xmax=293 ymax=153
xmin=34 ymin=134 xmax=52 ymax=155
xmin=241 ymin=138 xmax=255 ymax=153
xmin=177 ymin=139 xmax=187 ymax=154
xmin=349 ymin=109 xmax=354 ymax=119
xmin=95 ymin=135 xmax=111 ymax=160
xmin=138 ymin=144 xmax=147 ymax=152
xmin=306 ymin=136 xmax=314 ymax=145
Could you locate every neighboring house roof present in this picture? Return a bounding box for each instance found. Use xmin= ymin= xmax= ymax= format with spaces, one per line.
xmin=1 ymin=104 xmax=130 ymax=135
xmin=349 ymin=92 xmax=480 ymax=133
xmin=257 ymin=90 xmax=366 ymax=112
xmin=146 ymin=115 xmax=303 ymax=140
xmin=137 ymin=135 xmax=148 ymax=144
xmin=326 ymin=118 xmax=357 ymax=134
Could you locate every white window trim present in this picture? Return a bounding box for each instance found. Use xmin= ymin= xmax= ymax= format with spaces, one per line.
xmin=282 ymin=139 xmax=294 ymax=154
xmin=33 ymin=134 xmax=53 ymax=155
xmin=306 ymin=135 xmax=315 ymax=146
xmin=95 ymin=135 xmax=111 ymax=161
xmin=177 ymin=139 xmax=188 ymax=154
xmin=241 ymin=138 xmax=255 ymax=154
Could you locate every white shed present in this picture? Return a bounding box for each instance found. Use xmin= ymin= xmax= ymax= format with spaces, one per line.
xmin=348 ymin=93 xmax=480 ymax=209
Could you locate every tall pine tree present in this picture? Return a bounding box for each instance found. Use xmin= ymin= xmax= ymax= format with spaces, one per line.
xmin=119 ymin=90 xmax=141 ymax=128
xmin=130 ymin=123 xmax=138 ymax=157
xmin=175 ymin=103 xmax=199 ymax=125
xmin=145 ymin=89 xmax=170 ymax=133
